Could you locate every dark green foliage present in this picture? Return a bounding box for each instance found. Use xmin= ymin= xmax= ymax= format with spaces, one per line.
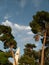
xmin=30 ymin=11 xmax=49 ymax=35
xmin=0 ymin=25 xmax=11 ymax=34
xmin=29 ymin=11 xmax=49 ymax=65
xmin=0 ymin=25 xmax=17 ymax=65
xmin=0 ymin=25 xmax=17 ymax=49
xmin=24 ymin=44 xmax=36 ymax=57
xmin=0 ymin=51 xmax=12 ymax=65
xmin=30 ymin=21 xmax=41 ymax=34
xmin=25 ymin=43 xmax=36 ymax=49
xmin=30 ymin=11 xmax=49 ymax=65
xmin=19 ymin=55 xmax=35 ymax=65
xmin=19 ymin=43 xmax=39 ymax=65
xmin=29 ymin=10 xmax=49 ymax=46
xmin=44 ymin=47 xmax=49 ymax=65
xmin=0 ymin=52 xmax=8 ymax=64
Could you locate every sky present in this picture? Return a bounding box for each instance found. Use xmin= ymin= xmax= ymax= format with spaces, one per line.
xmin=0 ymin=0 xmax=49 ymax=56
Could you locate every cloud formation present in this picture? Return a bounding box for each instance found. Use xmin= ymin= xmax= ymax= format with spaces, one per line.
xmin=1 ymin=20 xmax=42 ymax=54
xmin=2 ymin=20 xmax=32 ymax=35
xmin=2 ymin=20 xmax=34 ymax=41
xmin=2 ymin=20 xmax=31 ymax=30
xmin=1 ymin=20 xmax=35 ymax=54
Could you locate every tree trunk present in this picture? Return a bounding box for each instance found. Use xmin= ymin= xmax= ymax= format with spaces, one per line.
xmin=10 ymin=47 xmax=17 ymax=65
xmin=41 ymin=32 xmax=46 ymax=65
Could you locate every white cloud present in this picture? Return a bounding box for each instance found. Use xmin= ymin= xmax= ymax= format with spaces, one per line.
xmin=14 ymin=24 xmax=31 ymax=30
xmin=2 ymin=20 xmax=13 ymax=27
xmin=23 ymin=37 xmax=33 ymax=42
xmin=2 ymin=20 xmax=31 ymax=30
xmin=27 ymin=31 xmax=34 ymax=35
xmin=1 ymin=20 xmax=42 ymax=55
xmin=2 ymin=20 xmax=32 ymax=38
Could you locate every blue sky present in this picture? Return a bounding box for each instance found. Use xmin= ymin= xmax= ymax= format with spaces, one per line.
xmin=0 ymin=0 xmax=49 ymax=55
xmin=0 ymin=0 xmax=49 ymax=25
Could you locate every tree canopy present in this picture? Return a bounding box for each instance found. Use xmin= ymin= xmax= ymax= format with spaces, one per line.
xmin=30 ymin=11 xmax=49 ymax=45
xmin=0 ymin=25 xmax=17 ymax=65
xmin=29 ymin=11 xmax=49 ymax=65
xmin=19 ymin=43 xmax=39 ymax=65
xmin=0 ymin=25 xmax=17 ymax=49
xmin=0 ymin=50 xmax=12 ymax=65
xmin=30 ymin=11 xmax=49 ymax=35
